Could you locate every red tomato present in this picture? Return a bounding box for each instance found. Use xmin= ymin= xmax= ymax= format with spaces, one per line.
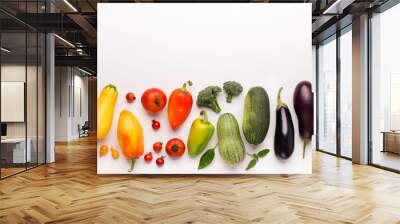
xmin=152 ymin=120 xmax=160 ymax=130
xmin=156 ymin=156 xmax=164 ymax=167
xmin=141 ymin=88 xmax=167 ymax=113
xmin=144 ymin=152 xmax=153 ymax=163
xmin=126 ymin=92 xmax=136 ymax=103
xmin=153 ymin=142 xmax=163 ymax=153
xmin=165 ymin=138 xmax=185 ymax=158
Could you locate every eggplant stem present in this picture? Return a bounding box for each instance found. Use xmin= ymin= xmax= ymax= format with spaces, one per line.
xmin=303 ymin=139 xmax=311 ymax=159
xmin=277 ymin=87 xmax=286 ymax=108
xmin=128 ymin=159 xmax=136 ymax=172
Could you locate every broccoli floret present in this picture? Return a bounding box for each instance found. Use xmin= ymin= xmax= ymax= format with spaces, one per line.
xmin=223 ymin=81 xmax=243 ymax=103
xmin=196 ymin=86 xmax=222 ymax=113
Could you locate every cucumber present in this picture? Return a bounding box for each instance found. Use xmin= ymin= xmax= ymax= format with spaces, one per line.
xmin=242 ymin=86 xmax=270 ymax=145
xmin=217 ymin=113 xmax=245 ymax=165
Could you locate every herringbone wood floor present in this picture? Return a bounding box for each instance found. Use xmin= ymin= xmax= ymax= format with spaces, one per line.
xmin=0 ymin=136 xmax=400 ymax=224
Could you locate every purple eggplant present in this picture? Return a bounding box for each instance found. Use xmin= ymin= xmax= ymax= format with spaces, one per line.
xmin=293 ymin=81 xmax=314 ymax=158
xmin=274 ymin=87 xmax=295 ymax=159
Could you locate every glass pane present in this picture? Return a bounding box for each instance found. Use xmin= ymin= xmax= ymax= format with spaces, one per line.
xmin=1 ymin=31 xmax=27 ymax=177
xmin=318 ymin=37 xmax=337 ymax=154
xmin=27 ymin=31 xmax=38 ymax=169
xmin=38 ymin=33 xmax=45 ymax=165
xmin=371 ymin=4 xmax=400 ymax=171
xmin=340 ymin=29 xmax=352 ymax=158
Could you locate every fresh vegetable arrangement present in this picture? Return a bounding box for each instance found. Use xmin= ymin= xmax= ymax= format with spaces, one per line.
xmin=99 ymin=145 xmax=109 ymax=157
xmin=242 ymin=87 xmax=270 ymax=145
xmin=144 ymin=152 xmax=153 ymax=163
xmin=152 ymin=120 xmax=161 ymax=130
xmin=293 ymin=81 xmax=314 ymax=158
xmin=274 ymin=88 xmax=295 ymax=159
xmin=217 ymin=113 xmax=245 ymax=166
xmin=168 ymin=81 xmax=193 ymax=130
xmin=117 ymin=110 xmax=144 ymax=172
xmin=97 ymin=84 xmax=118 ymax=140
xmin=126 ymin=92 xmax=136 ymax=103
xmin=245 ymin=149 xmax=270 ymax=170
xmin=153 ymin=141 xmax=163 ymax=153
xmin=141 ymin=88 xmax=167 ymax=113
xmin=187 ymin=111 xmax=215 ymax=157
xmin=99 ymin=79 xmax=313 ymax=173
xmin=196 ymin=86 xmax=222 ymax=113
xmin=156 ymin=156 xmax=165 ymax=167
xmin=198 ymin=143 xmax=218 ymax=170
xmin=111 ymin=147 xmax=120 ymax=159
xmin=166 ymin=138 xmax=185 ymax=158
xmin=223 ymin=81 xmax=243 ymax=103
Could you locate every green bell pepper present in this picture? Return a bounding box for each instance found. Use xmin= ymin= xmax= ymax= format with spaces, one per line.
xmin=187 ymin=110 xmax=215 ymax=157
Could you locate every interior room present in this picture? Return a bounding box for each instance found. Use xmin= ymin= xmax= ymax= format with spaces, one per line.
xmin=0 ymin=0 xmax=399 ymax=223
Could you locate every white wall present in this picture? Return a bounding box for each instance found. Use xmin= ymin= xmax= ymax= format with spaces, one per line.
xmin=55 ymin=67 xmax=89 ymax=141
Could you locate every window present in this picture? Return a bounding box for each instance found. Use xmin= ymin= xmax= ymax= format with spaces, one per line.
xmin=317 ymin=36 xmax=337 ymax=155
xmin=370 ymin=3 xmax=400 ymax=171
xmin=339 ymin=28 xmax=352 ymax=158
xmin=0 ymin=2 xmax=47 ymax=179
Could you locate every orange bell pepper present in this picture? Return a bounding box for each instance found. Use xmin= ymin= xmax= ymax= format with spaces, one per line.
xmin=117 ymin=110 xmax=144 ymax=172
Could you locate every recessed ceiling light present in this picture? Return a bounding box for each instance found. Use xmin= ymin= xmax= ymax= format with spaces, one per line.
xmin=1 ymin=47 xmax=11 ymax=53
xmin=54 ymin=34 xmax=75 ymax=48
xmin=78 ymin=67 xmax=93 ymax=76
xmin=323 ymin=0 xmax=354 ymax=15
xmin=63 ymin=0 xmax=78 ymax=12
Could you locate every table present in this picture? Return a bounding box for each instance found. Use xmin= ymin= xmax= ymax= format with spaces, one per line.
xmin=381 ymin=131 xmax=400 ymax=154
xmin=1 ymin=138 xmax=31 ymax=163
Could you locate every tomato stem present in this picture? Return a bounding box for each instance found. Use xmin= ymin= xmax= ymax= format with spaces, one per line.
xmin=154 ymin=98 xmax=160 ymax=106
xmin=172 ymin=144 xmax=179 ymax=152
xmin=128 ymin=159 xmax=136 ymax=172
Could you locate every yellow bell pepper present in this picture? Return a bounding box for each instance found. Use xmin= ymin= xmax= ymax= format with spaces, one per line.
xmin=97 ymin=84 xmax=118 ymax=140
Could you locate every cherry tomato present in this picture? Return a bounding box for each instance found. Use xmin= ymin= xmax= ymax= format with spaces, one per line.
xmin=165 ymin=138 xmax=185 ymax=158
xmin=99 ymin=145 xmax=109 ymax=157
xmin=126 ymin=92 xmax=136 ymax=103
xmin=144 ymin=152 xmax=153 ymax=163
xmin=156 ymin=156 xmax=164 ymax=167
xmin=111 ymin=146 xmax=119 ymax=159
xmin=152 ymin=120 xmax=161 ymax=130
xmin=141 ymin=88 xmax=167 ymax=113
xmin=153 ymin=142 xmax=163 ymax=153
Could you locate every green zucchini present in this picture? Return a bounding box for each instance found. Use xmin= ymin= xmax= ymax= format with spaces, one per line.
xmin=242 ymin=86 xmax=270 ymax=145
xmin=217 ymin=113 xmax=245 ymax=165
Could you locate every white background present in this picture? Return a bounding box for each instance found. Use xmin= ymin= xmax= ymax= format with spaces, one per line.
xmin=97 ymin=3 xmax=313 ymax=174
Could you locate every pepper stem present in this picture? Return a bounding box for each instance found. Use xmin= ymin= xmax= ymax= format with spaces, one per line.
xmin=128 ymin=159 xmax=136 ymax=172
xmin=277 ymin=87 xmax=285 ymax=108
xmin=106 ymin=84 xmax=117 ymax=92
xmin=200 ymin=110 xmax=209 ymax=123
xmin=181 ymin=80 xmax=193 ymax=91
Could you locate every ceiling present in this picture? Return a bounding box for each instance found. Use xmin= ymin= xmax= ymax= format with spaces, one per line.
xmin=0 ymin=0 xmax=392 ymax=75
